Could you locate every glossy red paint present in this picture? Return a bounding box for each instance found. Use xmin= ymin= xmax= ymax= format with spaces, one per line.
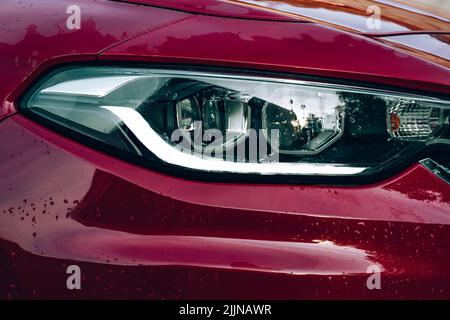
xmin=230 ymin=0 xmax=450 ymax=34
xmin=113 ymin=0 xmax=299 ymax=21
xmin=1 ymin=0 xmax=450 ymax=300
xmin=1 ymin=115 xmax=450 ymax=299
xmin=100 ymin=15 xmax=450 ymax=94
xmin=0 ymin=0 xmax=191 ymax=120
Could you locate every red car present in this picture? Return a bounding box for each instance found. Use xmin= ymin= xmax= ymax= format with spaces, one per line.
xmin=0 ymin=0 xmax=449 ymax=300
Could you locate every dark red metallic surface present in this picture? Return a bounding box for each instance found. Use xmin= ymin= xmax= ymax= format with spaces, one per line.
xmin=111 ymin=0 xmax=300 ymax=21
xmin=1 ymin=0 xmax=450 ymax=299
xmin=1 ymin=115 xmax=450 ymax=299
xmin=119 ymin=0 xmax=450 ymax=35
xmin=0 ymin=0 xmax=191 ymax=120
xmin=100 ymin=15 xmax=450 ymax=94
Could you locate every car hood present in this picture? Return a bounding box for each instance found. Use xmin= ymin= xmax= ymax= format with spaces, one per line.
xmin=117 ymin=0 xmax=450 ymax=34
xmin=234 ymin=0 xmax=450 ymax=35
xmin=112 ymin=0 xmax=450 ymax=67
xmin=109 ymin=0 xmax=299 ymax=21
xmin=378 ymin=33 xmax=450 ymax=67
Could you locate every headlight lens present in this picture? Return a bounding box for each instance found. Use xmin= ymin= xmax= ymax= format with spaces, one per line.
xmin=21 ymin=66 xmax=450 ymax=178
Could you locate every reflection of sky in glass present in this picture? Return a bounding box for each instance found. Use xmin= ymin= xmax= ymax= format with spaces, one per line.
xmin=383 ymin=34 xmax=450 ymax=60
xmin=375 ymin=0 xmax=450 ymax=21
xmin=240 ymin=0 xmax=410 ymax=32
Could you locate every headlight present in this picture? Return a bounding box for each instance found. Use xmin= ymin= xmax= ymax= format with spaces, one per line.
xmin=21 ymin=66 xmax=450 ymax=180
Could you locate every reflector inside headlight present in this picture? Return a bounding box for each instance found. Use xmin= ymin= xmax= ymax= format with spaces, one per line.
xmin=387 ymin=100 xmax=445 ymax=138
xmin=21 ymin=66 xmax=450 ymax=177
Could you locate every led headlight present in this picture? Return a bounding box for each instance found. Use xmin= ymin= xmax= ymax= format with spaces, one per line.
xmin=21 ymin=66 xmax=450 ymax=178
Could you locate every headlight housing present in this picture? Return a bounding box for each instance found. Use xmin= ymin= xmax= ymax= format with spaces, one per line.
xmin=20 ymin=66 xmax=450 ymax=182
